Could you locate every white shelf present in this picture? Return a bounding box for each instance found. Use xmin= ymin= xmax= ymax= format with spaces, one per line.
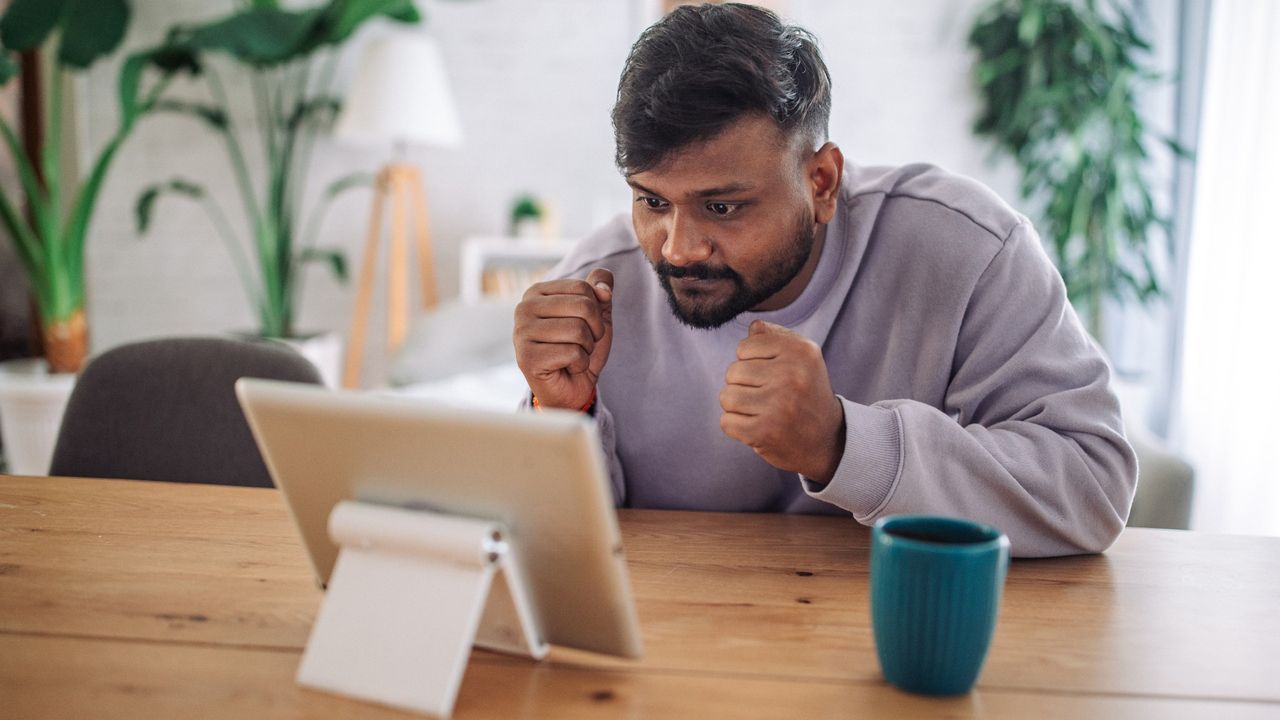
xmin=459 ymin=236 xmax=576 ymax=303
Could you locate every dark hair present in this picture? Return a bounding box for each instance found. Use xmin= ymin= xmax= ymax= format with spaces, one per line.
xmin=612 ymin=3 xmax=832 ymax=174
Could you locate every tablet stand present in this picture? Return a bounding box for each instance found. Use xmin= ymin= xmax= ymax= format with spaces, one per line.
xmin=297 ymin=500 xmax=548 ymax=717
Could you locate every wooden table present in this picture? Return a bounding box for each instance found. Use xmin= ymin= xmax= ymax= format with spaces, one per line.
xmin=2 ymin=475 xmax=1278 ymax=719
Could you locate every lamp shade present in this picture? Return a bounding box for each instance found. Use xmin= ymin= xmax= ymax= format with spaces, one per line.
xmin=335 ymin=30 xmax=463 ymax=148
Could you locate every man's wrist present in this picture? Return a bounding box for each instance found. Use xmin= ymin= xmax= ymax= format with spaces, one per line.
xmin=806 ymin=396 xmax=847 ymax=484
xmin=531 ymin=388 xmax=597 ymax=414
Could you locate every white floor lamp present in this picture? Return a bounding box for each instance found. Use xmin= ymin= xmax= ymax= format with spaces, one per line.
xmin=335 ymin=29 xmax=462 ymax=389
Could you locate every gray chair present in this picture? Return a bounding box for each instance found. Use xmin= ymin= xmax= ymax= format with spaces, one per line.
xmin=1125 ymin=421 xmax=1196 ymax=530
xmin=50 ymin=337 xmax=322 ymax=487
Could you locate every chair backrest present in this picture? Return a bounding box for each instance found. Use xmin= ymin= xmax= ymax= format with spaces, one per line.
xmin=1124 ymin=422 xmax=1196 ymax=530
xmin=50 ymin=337 xmax=322 ymax=487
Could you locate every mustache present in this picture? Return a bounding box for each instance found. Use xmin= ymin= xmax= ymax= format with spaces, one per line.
xmin=654 ymin=261 xmax=739 ymax=281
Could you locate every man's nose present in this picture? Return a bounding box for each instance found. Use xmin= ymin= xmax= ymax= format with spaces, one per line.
xmin=661 ymin=210 xmax=713 ymax=266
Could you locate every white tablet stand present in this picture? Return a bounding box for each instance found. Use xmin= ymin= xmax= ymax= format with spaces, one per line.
xmin=297 ymin=501 xmax=548 ymax=717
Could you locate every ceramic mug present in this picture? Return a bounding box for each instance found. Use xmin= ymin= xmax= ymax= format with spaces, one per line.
xmin=870 ymin=515 xmax=1010 ymax=696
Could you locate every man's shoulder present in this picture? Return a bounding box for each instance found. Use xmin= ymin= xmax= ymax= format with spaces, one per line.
xmin=843 ymin=163 xmax=1026 ymax=245
xmin=548 ymin=214 xmax=646 ymax=280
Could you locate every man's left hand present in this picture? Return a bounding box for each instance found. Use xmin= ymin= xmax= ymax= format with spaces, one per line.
xmin=719 ymin=320 xmax=846 ymax=484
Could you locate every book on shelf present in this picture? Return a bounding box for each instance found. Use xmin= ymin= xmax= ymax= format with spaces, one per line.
xmin=479 ymin=264 xmax=557 ymax=299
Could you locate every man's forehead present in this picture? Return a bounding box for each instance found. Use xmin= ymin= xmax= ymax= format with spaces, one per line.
xmin=626 ymin=118 xmax=798 ymax=197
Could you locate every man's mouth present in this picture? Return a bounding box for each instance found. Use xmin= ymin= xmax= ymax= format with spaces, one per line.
xmin=670 ymin=276 xmax=730 ymax=293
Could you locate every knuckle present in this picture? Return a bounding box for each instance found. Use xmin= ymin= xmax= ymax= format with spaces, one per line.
xmin=803 ymin=340 xmax=824 ymax=363
xmin=726 ymin=361 xmax=745 ymax=384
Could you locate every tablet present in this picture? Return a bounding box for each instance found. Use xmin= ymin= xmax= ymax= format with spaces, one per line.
xmin=235 ymin=378 xmax=642 ymax=658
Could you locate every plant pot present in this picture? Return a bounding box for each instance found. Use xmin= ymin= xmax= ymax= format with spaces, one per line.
xmin=0 ymin=358 xmax=77 ymax=476
xmin=251 ymin=331 xmax=344 ymax=389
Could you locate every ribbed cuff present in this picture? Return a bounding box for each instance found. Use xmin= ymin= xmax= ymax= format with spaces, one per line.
xmin=801 ymin=397 xmax=903 ymax=519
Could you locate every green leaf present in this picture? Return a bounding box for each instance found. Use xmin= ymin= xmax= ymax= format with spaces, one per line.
xmin=1161 ymin=135 xmax=1194 ymax=160
xmin=149 ymin=42 xmax=202 ymax=75
xmin=0 ymin=52 xmax=17 ymax=85
xmin=1017 ymin=3 xmax=1042 ymax=44
xmin=975 ymin=49 xmax=1023 ymax=86
xmin=118 ymin=51 xmax=152 ymax=128
xmin=57 ymin=0 xmax=130 ymax=69
xmin=153 ymin=98 xmax=228 ymax=131
xmin=319 ymin=0 xmax=421 ymax=45
xmin=135 ymin=178 xmax=205 ymax=234
xmin=0 ymin=176 xmax=41 ymax=277
xmin=287 ymin=95 xmax=340 ymax=133
xmin=0 ymin=110 xmax=47 ymax=226
xmin=184 ymin=7 xmax=324 ymax=66
xmin=0 ymin=0 xmax=67 ymax=52
xmin=322 ymin=171 xmax=375 ymax=199
xmin=298 ymin=247 xmax=348 ymax=283
xmin=62 ymin=131 xmax=129 ymax=283
xmin=119 ymin=46 xmax=200 ymax=128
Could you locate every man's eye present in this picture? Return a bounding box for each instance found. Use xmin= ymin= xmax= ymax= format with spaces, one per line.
xmin=637 ymin=196 xmax=667 ymax=209
xmin=707 ymin=202 xmax=740 ymax=216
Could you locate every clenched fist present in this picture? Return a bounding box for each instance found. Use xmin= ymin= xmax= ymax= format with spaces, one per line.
xmin=719 ymin=320 xmax=846 ymax=483
xmin=513 ymin=268 xmax=614 ymax=411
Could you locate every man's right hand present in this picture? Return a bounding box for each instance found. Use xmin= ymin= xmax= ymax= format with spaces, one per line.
xmin=513 ymin=268 xmax=614 ymax=410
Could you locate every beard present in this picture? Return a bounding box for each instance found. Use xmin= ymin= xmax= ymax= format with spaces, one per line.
xmin=652 ymin=211 xmax=818 ymax=330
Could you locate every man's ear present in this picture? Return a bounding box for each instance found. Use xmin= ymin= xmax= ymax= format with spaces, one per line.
xmin=808 ymin=142 xmax=844 ymax=225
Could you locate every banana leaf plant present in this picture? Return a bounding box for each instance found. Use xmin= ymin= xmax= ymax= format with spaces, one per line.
xmin=135 ymin=0 xmax=420 ymax=340
xmin=969 ymin=0 xmax=1190 ymax=339
xmin=0 ymin=0 xmax=191 ymax=373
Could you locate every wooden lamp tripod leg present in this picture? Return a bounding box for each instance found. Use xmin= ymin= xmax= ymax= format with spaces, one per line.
xmin=387 ymin=167 xmax=411 ymax=356
xmin=407 ymin=169 xmax=439 ymax=311
xmin=341 ymin=164 xmax=441 ymax=390
xmin=343 ymin=170 xmax=388 ymax=390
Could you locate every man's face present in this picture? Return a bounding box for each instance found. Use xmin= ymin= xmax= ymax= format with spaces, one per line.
xmin=627 ymin=115 xmax=824 ymax=329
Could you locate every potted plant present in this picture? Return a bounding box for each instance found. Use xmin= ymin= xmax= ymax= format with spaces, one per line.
xmin=0 ymin=0 xmax=187 ymax=474
xmin=968 ymin=0 xmax=1189 ymax=339
xmin=134 ymin=0 xmax=421 ymax=386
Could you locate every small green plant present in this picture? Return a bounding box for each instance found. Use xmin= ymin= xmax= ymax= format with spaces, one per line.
xmin=0 ymin=0 xmax=186 ymax=372
xmin=969 ymin=0 xmax=1189 ymax=338
xmin=135 ymin=0 xmax=420 ymax=339
xmin=510 ymin=194 xmax=544 ymax=236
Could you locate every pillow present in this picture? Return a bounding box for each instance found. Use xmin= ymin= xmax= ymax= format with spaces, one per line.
xmin=389 ymin=297 xmax=520 ymax=386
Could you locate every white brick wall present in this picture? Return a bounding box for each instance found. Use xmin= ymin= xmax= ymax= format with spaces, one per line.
xmin=74 ymin=0 xmax=1039 ymax=382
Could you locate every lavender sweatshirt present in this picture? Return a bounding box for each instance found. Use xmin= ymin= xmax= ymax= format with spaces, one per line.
xmin=542 ymin=163 xmax=1138 ymax=558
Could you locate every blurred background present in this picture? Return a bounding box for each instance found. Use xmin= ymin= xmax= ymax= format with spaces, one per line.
xmin=0 ymin=0 xmax=1275 ymax=537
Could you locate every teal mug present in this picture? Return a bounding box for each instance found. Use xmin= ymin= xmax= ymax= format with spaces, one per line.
xmin=870 ymin=515 xmax=1010 ymax=696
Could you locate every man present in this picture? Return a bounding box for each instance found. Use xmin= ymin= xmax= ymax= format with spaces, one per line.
xmin=513 ymin=3 xmax=1137 ymax=557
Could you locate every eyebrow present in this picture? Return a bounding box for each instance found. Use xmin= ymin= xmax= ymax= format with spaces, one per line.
xmin=626 ymin=179 xmax=756 ymax=199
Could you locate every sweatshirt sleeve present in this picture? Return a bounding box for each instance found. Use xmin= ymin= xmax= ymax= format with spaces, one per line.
xmin=801 ymin=220 xmax=1139 ymax=557
xmin=593 ymin=393 xmax=627 ymax=506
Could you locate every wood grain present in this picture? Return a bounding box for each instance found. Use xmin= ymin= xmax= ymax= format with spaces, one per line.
xmin=3 ymin=475 xmax=1279 ymax=718
xmin=6 ymin=634 xmax=1278 ymax=720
